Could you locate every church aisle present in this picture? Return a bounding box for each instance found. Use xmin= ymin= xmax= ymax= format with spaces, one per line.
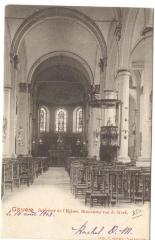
xmin=33 ymin=167 xmax=71 ymax=192
xmin=1 ymin=167 xmax=84 ymax=238
xmin=2 ymin=167 xmax=74 ymax=203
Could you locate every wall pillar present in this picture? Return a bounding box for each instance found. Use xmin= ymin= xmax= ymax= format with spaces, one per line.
xmin=16 ymin=83 xmax=29 ymax=155
xmin=87 ymin=54 xmax=107 ymax=160
xmin=87 ymin=106 xmax=101 ymax=160
xmin=2 ymin=87 xmax=12 ymax=157
xmin=9 ymin=62 xmax=18 ymax=156
xmin=117 ymin=69 xmax=131 ymax=163
xmin=137 ymin=34 xmax=153 ymax=167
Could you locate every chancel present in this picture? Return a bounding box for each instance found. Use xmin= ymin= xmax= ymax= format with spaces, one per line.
xmin=2 ymin=5 xmax=153 ymax=207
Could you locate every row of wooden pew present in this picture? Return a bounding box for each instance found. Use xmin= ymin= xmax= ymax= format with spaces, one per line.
xmin=67 ymin=157 xmax=151 ymax=207
xmin=1 ymin=156 xmax=49 ymax=198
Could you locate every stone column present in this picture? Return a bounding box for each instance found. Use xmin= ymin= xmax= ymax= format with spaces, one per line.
xmin=117 ymin=69 xmax=131 ymax=163
xmin=68 ymin=106 xmax=73 ymax=133
xmin=87 ymin=106 xmax=93 ymax=157
xmin=137 ymin=32 xmax=153 ymax=167
xmin=9 ymin=62 xmax=18 ymax=156
xmin=87 ymin=53 xmax=106 ymax=160
xmin=31 ymin=91 xmax=38 ymax=155
xmin=16 ymin=83 xmax=29 ymax=155
xmin=87 ymin=106 xmax=101 ymax=160
xmin=28 ymin=85 xmax=32 ymax=155
xmin=2 ymin=86 xmax=12 ymax=157
xmin=99 ymin=57 xmax=107 ymax=96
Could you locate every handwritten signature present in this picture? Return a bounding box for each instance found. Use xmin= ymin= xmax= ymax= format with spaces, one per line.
xmin=72 ymin=221 xmax=133 ymax=235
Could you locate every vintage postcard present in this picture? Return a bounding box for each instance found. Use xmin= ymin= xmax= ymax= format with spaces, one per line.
xmin=1 ymin=4 xmax=154 ymax=240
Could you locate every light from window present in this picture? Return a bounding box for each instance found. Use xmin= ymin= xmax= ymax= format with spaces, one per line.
xmin=76 ymin=108 xmax=83 ymax=132
xmin=56 ymin=109 xmax=67 ymax=132
xmin=39 ymin=107 xmax=47 ymax=132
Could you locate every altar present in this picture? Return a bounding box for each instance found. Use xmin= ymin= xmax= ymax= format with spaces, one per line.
xmin=48 ymin=149 xmax=71 ymax=167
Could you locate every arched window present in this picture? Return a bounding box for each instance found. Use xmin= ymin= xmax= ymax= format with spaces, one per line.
xmin=73 ymin=107 xmax=83 ymax=132
xmin=39 ymin=106 xmax=50 ymax=132
xmin=55 ymin=108 xmax=67 ymax=132
xmin=76 ymin=108 xmax=83 ymax=132
xmin=39 ymin=107 xmax=47 ymax=132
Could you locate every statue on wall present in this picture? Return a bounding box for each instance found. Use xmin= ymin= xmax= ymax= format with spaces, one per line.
xmin=2 ymin=117 xmax=7 ymax=142
xmin=17 ymin=126 xmax=24 ymax=146
xmin=87 ymin=84 xmax=101 ymax=104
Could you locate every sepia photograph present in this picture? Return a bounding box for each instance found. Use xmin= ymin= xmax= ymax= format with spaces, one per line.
xmin=0 ymin=2 xmax=154 ymax=240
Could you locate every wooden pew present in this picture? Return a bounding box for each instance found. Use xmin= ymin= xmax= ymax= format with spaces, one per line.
xmin=125 ymin=168 xmax=143 ymax=203
xmin=42 ymin=157 xmax=49 ymax=172
xmin=2 ymin=158 xmax=13 ymax=194
xmin=1 ymin=156 xmax=50 ymax=198
xmin=33 ymin=157 xmax=43 ymax=177
xmin=1 ymin=163 xmax=5 ymax=198
xmin=19 ymin=157 xmax=34 ymax=186
xmin=142 ymin=168 xmax=151 ymax=201
xmin=108 ymin=167 xmax=125 ymax=205
xmin=70 ymin=160 xmax=85 ymax=196
xmin=69 ymin=159 xmax=151 ymax=207
xmin=12 ymin=158 xmax=20 ymax=188
xmin=89 ymin=164 xmax=110 ymax=207
xmin=33 ymin=157 xmax=49 ymax=177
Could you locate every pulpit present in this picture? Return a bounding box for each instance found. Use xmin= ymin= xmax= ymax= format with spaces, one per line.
xmin=90 ymin=90 xmax=121 ymax=163
xmin=100 ymin=126 xmax=119 ymax=162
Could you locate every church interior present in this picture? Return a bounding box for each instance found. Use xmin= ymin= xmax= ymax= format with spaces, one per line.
xmin=1 ymin=5 xmax=153 ymax=207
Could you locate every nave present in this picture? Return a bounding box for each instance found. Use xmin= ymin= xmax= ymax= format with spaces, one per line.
xmin=1 ymin=5 xmax=153 ymax=239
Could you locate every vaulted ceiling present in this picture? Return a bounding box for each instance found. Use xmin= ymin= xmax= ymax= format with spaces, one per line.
xmin=6 ymin=5 xmax=121 ymax=79
xmin=5 ymin=5 xmax=123 ymax=106
xmin=35 ymin=57 xmax=89 ymax=105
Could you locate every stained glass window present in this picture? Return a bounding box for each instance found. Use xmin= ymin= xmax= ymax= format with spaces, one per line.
xmin=56 ymin=109 xmax=67 ymax=132
xmin=73 ymin=107 xmax=83 ymax=132
xmin=76 ymin=108 xmax=83 ymax=132
xmin=39 ymin=107 xmax=47 ymax=132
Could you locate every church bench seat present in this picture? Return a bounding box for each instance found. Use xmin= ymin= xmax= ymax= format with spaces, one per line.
xmin=42 ymin=157 xmax=49 ymax=172
xmin=12 ymin=159 xmax=20 ymax=188
xmin=1 ymin=158 xmax=21 ymax=197
xmin=2 ymin=159 xmax=14 ymax=195
xmin=33 ymin=157 xmax=43 ymax=177
xmin=90 ymin=191 xmax=110 ymax=207
xmin=33 ymin=157 xmax=49 ymax=177
xmin=18 ymin=157 xmax=35 ymax=186
xmin=69 ymin=160 xmax=151 ymax=206
xmin=74 ymin=183 xmax=88 ymax=199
